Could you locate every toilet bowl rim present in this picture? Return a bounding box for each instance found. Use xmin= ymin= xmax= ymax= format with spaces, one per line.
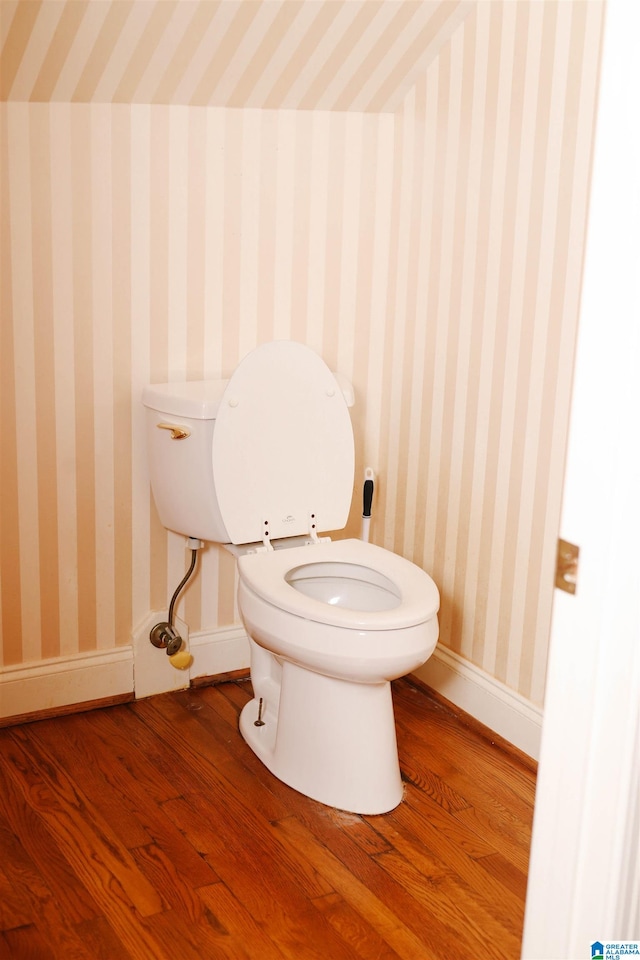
xmin=237 ymin=538 xmax=439 ymax=630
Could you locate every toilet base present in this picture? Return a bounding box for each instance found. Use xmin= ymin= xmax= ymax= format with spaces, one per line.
xmin=239 ymin=658 xmax=403 ymax=815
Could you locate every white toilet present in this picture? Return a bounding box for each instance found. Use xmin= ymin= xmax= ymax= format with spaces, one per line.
xmin=143 ymin=341 xmax=439 ymax=814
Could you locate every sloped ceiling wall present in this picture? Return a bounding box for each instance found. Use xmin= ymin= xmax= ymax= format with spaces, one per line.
xmin=1 ymin=0 xmax=474 ymax=111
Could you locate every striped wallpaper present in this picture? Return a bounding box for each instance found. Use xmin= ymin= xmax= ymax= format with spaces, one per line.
xmin=0 ymin=0 xmax=473 ymax=111
xmin=388 ymin=0 xmax=604 ymax=704
xmin=0 ymin=0 xmax=604 ymax=710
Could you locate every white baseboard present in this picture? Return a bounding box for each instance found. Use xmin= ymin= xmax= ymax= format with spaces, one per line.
xmin=0 ymin=648 xmax=133 ymax=721
xmin=190 ymin=624 xmax=250 ymax=680
xmin=1 ymin=631 xmax=541 ymax=760
xmin=131 ymin=614 xmax=250 ymax=699
xmin=413 ymin=645 xmax=543 ymax=760
xmin=131 ymin=610 xmax=192 ymax=700
xmin=0 ymin=622 xmax=251 ymax=722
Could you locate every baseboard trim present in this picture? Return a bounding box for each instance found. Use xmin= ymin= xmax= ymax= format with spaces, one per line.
xmin=0 ymin=623 xmax=251 ymax=723
xmin=0 ymin=648 xmax=134 ymax=724
xmin=0 ymin=692 xmax=135 ymax=729
xmin=131 ymin=613 xmax=251 ymax=700
xmin=189 ymin=625 xmax=250 ymax=681
xmin=1 ymin=633 xmax=542 ymax=759
xmin=412 ymin=645 xmax=543 ymax=760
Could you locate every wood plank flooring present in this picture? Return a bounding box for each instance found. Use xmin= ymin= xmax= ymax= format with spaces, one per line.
xmin=0 ymin=677 xmax=536 ymax=960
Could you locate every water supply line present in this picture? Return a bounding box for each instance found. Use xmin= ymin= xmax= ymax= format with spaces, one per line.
xmin=361 ymin=468 xmax=375 ymax=542
xmin=149 ymin=537 xmax=202 ymax=668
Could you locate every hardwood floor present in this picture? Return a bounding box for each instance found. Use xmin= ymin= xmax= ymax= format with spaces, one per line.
xmin=0 ymin=677 xmax=536 ymax=959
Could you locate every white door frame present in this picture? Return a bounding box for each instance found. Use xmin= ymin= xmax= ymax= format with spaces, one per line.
xmin=521 ymin=2 xmax=640 ymax=957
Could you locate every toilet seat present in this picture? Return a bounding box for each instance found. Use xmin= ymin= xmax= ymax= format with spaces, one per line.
xmin=237 ymin=538 xmax=439 ymax=631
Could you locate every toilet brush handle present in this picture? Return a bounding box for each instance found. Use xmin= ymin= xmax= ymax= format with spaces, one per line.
xmin=361 ymin=468 xmax=374 ymax=543
xmin=362 ymin=468 xmax=374 ymax=518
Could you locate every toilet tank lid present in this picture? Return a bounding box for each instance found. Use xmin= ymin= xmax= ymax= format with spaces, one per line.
xmin=142 ymin=380 xmax=228 ymax=420
xmin=142 ymin=372 xmax=354 ymax=420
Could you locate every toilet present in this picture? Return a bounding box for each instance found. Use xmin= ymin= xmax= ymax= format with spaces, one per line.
xmin=143 ymin=341 xmax=439 ymax=814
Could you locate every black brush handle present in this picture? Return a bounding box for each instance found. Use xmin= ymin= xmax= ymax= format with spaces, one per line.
xmin=363 ymin=479 xmax=374 ymax=518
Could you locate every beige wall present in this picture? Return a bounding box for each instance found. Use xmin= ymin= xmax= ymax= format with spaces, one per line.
xmin=0 ymin=1 xmax=604 ymax=707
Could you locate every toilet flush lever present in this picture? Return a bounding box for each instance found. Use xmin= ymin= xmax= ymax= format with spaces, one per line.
xmin=157 ymin=422 xmax=191 ymax=440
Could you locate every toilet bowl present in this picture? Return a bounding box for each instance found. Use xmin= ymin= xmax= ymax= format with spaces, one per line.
xmin=142 ymin=340 xmax=440 ymax=814
xmin=237 ymin=538 xmax=438 ymax=813
xmin=237 ymin=538 xmax=438 ymax=682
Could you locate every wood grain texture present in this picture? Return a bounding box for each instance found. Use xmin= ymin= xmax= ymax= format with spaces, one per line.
xmin=0 ymin=679 xmax=536 ymax=959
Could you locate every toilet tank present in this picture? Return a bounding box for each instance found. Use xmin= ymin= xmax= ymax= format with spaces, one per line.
xmin=142 ymin=343 xmax=356 ymax=545
xmin=142 ymin=380 xmax=231 ymax=542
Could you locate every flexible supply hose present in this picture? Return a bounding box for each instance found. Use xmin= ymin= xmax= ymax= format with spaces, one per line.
xmin=149 ymin=538 xmax=202 ymax=666
xmin=168 ymin=547 xmax=198 ymax=627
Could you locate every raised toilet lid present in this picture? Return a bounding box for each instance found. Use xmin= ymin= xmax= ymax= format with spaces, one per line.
xmin=212 ymin=341 xmax=355 ymax=545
